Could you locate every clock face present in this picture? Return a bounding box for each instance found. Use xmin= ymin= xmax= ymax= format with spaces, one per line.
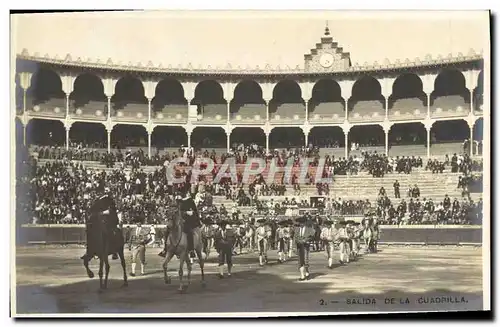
xmin=319 ymin=53 xmax=335 ymax=68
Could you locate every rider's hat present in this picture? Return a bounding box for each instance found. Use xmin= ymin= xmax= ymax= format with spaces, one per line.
xmin=323 ymin=220 xmax=334 ymax=226
xmin=295 ymin=216 xmax=307 ymax=224
xmin=256 ymin=218 xmax=267 ymax=224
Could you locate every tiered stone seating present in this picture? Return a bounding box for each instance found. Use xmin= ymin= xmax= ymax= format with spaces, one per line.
xmin=317 ymin=148 xmax=346 ymax=158
xmin=349 ymin=100 xmax=385 ymax=122
xmin=431 ymin=95 xmax=469 ymax=118
xmin=27 ymin=97 xmax=66 ymax=118
xmin=389 ymin=97 xmax=427 ymax=121
xmin=348 ymin=146 xmax=385 ymax=157
xmin=113 ymin=103 xmax=148 ymax=122
xmin=430 ymin=142 xmax=464 ymax=156
xmin=152 ymin=104 xmax=188 ymax=123
xmin=308 ymin=102 xmax=345 ymax=123
xmin=71 ymin=100 xmax=107 ymax=120
xmin=231 ymin=104 xmax=266 ymax=124
xmin=388 ymin=144 xmax=427 ymax=157
xmin=270 ymin=103 xmax=305 ymax=123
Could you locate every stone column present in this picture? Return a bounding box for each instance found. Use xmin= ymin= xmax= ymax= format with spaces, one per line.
xmin=344 ymin=131 xmax=349 ymax=158
xmin=344 ymin=99 xmax=349 ymax=121
xmin=264 ymin=97 xmax=271 ymax=121
xmin=424 ymin=122 xmax=433 ymax=159
xmin=147 ymin=132 xmax=152 ymax=158
xmin=226 ymin=131 xmax=231 ymax=152
xmin=304 ymin=98 xmax=310 ymax=121
xmin=18 ymin=72 xmax=33 ymax=115
xmin=65 ymin=93 xmax=70 ymax=117
xmin=65 ymin=126 xmax=70 ymax=150
xmin=265 ymin=132 xmax=270 ymax=153
xmin=384 ymin=126 xmax=390 ymax=156
xmin=226 ymin=97 xmax=233 ymax=122
xmin=469 ymin=120 xmax=475 ymax=157
xmin=147 ymin=98 xmax=152 ymax=122
xmin=107 ymin=128 xmax=112 ymax=153
xmin=22 ymin=123 xmax=27 ymax=146
xmin=426 ymin=93 xmax=431 ymax=118
xmin=187 ymin=131 xmax=192 ymax=149
xmin=107 ymin=96 xmax=112 ymax=120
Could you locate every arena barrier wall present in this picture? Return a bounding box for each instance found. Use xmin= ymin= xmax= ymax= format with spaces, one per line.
xmin=17 ymin=224 xmax=482 ymax=246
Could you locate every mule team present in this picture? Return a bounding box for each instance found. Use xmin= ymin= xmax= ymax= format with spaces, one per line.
xmin=80 ymin=185 xmax=380 ymax=292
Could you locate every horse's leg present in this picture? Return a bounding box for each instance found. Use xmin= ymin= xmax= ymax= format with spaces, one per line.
xmin=83 ymin=255 xmax=94 ymax=278
xmin=103 ymin=254 xmax=110 ymax=289
xmin=185 ymin=252 xmax=193 ymax=288
xmin=118 ymin=248 xmax=128 ymax=287
xmin=162 ymin=251 xmax=175 ymax=285
xmin=195 ymin=245 xmax=206 ymax=287
xmin=178 ymin=255 xmax=185 ymax=292
xmin=98 ymin=258 xmax=104 ymax=290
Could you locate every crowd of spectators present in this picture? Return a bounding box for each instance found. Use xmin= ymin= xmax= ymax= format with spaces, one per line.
xmin=17 ymin=140 xmax=484 ymax=226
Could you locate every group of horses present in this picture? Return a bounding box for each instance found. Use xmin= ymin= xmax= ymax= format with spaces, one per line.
xmin=82 ymin=197 xmax=379 ymax=293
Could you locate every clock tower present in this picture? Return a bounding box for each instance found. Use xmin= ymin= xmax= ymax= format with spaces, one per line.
xmin=304 ymin=23 xmax=352 ymax=72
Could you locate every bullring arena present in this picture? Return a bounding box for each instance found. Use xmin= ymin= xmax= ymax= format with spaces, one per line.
xmin=12 ymin=12 xmax=488 ymax=315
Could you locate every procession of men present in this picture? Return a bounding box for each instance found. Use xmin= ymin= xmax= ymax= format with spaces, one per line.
xmin=81 ymin=183 xmax=380 ymax=284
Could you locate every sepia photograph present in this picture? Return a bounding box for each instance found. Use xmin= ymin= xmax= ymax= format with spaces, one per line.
xmin=10 ymin=9 xmax=490 ymax=317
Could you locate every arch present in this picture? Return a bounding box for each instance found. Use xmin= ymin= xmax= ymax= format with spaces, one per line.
xmin=26 ymin=119 xmax=65 ymax=146
xmin=309 ymin=126 xmax=344 ymax=147
xmin=70 ymin=73 xmax=106 ymax=106
xmin=111 ymin=75 xmax=147 ymax=107
xmin=473 ymin=118 xmax=483 ymax=141
xmin=231 ymin=80 xmax=265 ymax=115
xmin=348 ymin=125 xmax=384 ymax=147
xmin=431 ymin=69 xmax=468 ymax=98
xmin=309 ymin=79 xmax=344 ymax=114
xmin=192 ymin=127 xmax=226 ymax=149
xmin=389 ymin=73 xmax=426 ymax=109
xmin=269 ymin=80 xmax=304 ymax=117
xmin=349 ymin=76 xmax=384 ymax=113
xmin=152 ymin=78 xmax=187 ymax=111
xmin=388 ymin=122 xmax=426 ymax=146
xmin=269 ymin=127 xmax=304 ymax=148
xmin=69 ymin=122 xmax=106 ymax=148
xmin=192 ymin=80 xmax=226 ymax=105
xmin=110 ymin=124 xmax=147 ymax=148
xmin=271 ymin=80 xmax=303 ymax=103
xmin=28 ymin=68 xmax=64 ymax=101
xmin=230 ymin=127 xmax=265 ymax=147
xmin=151 ymin=126 xmax=187 ymax=148
xmin=430 ymin=119 xmax=469 ymax=143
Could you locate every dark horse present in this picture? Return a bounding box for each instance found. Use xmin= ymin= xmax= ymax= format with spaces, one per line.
xmin=81 ymin=195 xmax=128 ymax=291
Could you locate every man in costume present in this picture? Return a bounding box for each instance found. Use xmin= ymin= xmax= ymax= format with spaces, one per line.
xmin=337 ymin=221 xmax=351 ymax=264
xmin=158 ymin=183 xmax=201 ymax=258
xmin=293 ymin=215 xmax=315 ymax=281
xmin=214 ymin=219 xmax=236 ymax=278
xmin=255 ymin=218 xmax=271 ymax=266
xmin=128 ymin=222 xmax=151 ymax=276
xmin=80 ymin=186 xmax=121 ymax=261
xmin=276 ymin=219 xmax=291 ymax=263
xmin=320 ymin=219 xmax=338 ymax=269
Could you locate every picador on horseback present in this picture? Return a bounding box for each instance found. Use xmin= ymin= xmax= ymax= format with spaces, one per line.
xmin=158 ymin=182 xmax=202 ymax=257
xmin=81 ymin=185 xmax=121 ymax=261
xmin=81 ymin=183 xmax=128 ymax=290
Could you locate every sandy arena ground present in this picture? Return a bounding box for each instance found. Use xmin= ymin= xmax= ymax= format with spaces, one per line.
xmin=14 ymin=245 xmax=483 ymax=315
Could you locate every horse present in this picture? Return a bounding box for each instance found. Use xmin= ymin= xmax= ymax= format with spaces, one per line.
xmin=162 ymin=206 xmax=205 ymax=292
xmin=362 ymin=218 xmax=374 ymax=253
xmin=244 ymin=224 xmax=255 ymax=251
xmin=82 ymin=195 xmax=128 ymax=291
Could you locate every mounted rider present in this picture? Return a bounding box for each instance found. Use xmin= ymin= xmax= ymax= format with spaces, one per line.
xmin=158 ymin=182 xmax=202 ymax=257
xmin=81 ymin=184 xmax=121 ymax=261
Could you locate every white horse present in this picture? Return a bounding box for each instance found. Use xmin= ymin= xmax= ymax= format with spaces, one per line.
xmin=162 ymin=207 xmax=205 ymax=292
xmin=362 ymin=219 xmax=373 ymax=253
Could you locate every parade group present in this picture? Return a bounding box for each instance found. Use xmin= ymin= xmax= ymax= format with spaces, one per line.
xmin=17 ymin=142 xmax=481 ymax=282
